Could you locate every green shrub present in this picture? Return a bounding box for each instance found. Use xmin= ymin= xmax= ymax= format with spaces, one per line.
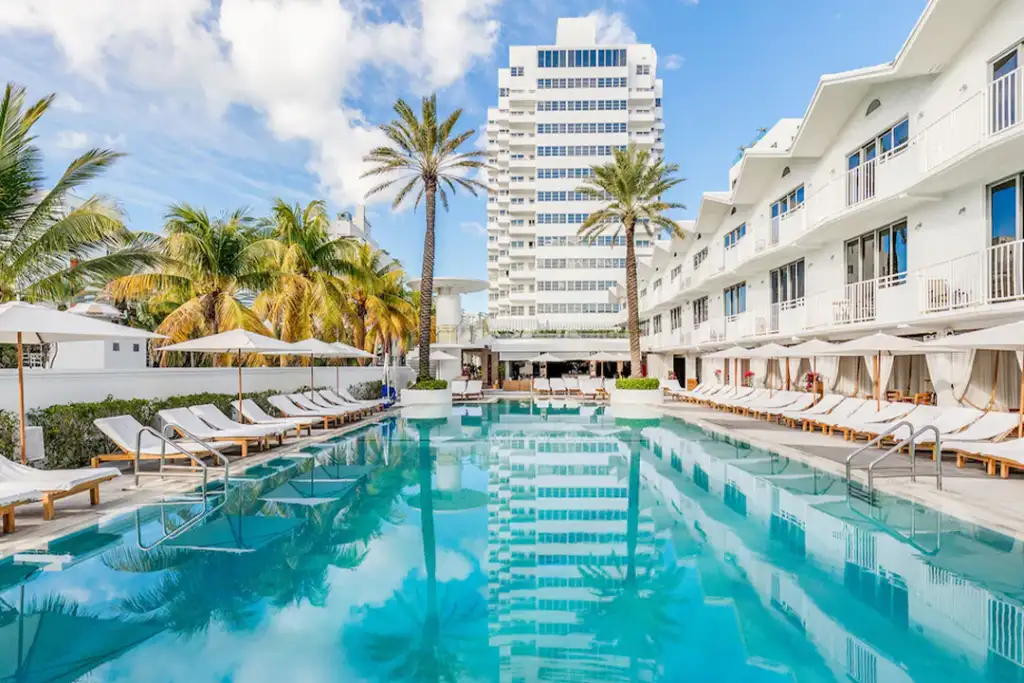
xmin=0 ymin=410 xmax=19 ymax=462
xmin=616 ymin=378 xmax=661 ymax=391
xmin=408 ymin=379 xmax=448 ymax=390
xmin=348 ymin=380 xmax=383 ymax=400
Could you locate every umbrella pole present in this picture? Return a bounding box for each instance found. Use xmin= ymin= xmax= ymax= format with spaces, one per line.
xmin=875 ymin=350 xmax=881 ymax=412
xmin=309 ymin=354 xmax=315 ymax=400
xmin=769 ymin=358 xmax=773 ymax=397
xmin=813 ymin=356 xmax=818 ymax=401
xmin=17 ymin=332 xmax=26 ymax=464
xmin=237 ymin=350 xmax=243 ymax=423
xmin=336 ymin=364 xmax=340 ymax=393
xmin=1019 ymin=345 xmax=1023 ymax=438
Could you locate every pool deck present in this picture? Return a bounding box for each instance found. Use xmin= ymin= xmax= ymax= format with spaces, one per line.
xmin=0 ymin=411 xmax=396 ymax=557
xmin=661 ymin=401 xmax=1024 ymax=540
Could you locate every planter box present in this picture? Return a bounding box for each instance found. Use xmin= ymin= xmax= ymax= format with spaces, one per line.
xmin=400 ymin=388 xmax=453 ymax=406
xmin=610 ymin=388 xmax=664 ymax=407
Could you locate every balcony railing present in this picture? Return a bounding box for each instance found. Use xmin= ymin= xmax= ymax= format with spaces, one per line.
xmin=918 ymin=239 xmax=1024 ymax=314
xmin=805 ymin=273 xmax=912 ymax=330
xmin=991 ymin=67 xmax=1022 ymax=135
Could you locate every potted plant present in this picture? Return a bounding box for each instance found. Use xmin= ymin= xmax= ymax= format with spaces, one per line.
xmin=804 ymin=371 xmax=822 ymax=395
xmin=611 ymin=377 xmax=663 ymax=407
xmin=400 ymin=378 xmax=453 ymax=407
xmin=743 ymin=370 xmax=755 ymax=388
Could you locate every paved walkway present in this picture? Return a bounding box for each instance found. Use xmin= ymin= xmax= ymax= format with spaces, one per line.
xmin=0 ymin=412 xmax=394 ymax=557
xmin=661 ymin=402 xmax=1024 ymax=540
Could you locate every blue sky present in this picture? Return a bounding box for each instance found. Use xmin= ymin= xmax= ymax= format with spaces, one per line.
xmin=0 ymin=0 xmax=927 ymax=312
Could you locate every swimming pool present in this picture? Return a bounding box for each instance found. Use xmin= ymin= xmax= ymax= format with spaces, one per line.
xmin=2 ymin=400 xmax=1023 ymax=682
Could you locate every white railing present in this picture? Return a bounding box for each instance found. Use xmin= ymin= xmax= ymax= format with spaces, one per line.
xmin=805 ymin=274 xmax=911 ymax=329
xmin=990 ymin=67 xmax=1023 ymax=136
xmin=766 ymin=300 xmax=806 ymax=336
xmin=845 ymin=157 xmax=877 ymax=208
xmin=918 ymin=239 xmax=1024 ymax=314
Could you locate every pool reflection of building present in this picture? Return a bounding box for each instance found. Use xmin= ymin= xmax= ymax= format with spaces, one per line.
xmin=485 ymin=403 xmax=660 ymax=682
xmin=641 ymin=423 xmax=1024 ymax=683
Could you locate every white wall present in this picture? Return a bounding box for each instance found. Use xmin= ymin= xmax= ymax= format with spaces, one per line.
xmin=50 ymin=339 xmax=148 ymax=370
xmin=0 ymin=365 xmax=414 ymax=412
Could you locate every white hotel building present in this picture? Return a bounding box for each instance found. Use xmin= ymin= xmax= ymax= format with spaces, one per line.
xmin=485 ymin=17 xmax=663 ymax=348
xmin=635 ymin=0 xmax=1024 ymax=385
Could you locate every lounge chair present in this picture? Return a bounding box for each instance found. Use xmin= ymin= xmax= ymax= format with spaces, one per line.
xmin=697 ymin=385 xmax=733 ymax=406
xmin=578 ymin=377 xmax=600 ymax=400
xmin=94 ymin=415 xmax=229 ymax=468
xmin=159 ymin=408 xmax=270 ymax=457
xmin=0 ymin=456 xmax=118 ymax=521
xmin=333 ymin=386 xmax=388 ymax=410
xmin=847 ymin=404 xmax=944 ymax=441
xmin=831 ymin=402 xmax=919 ymax=441
xmin=562 ymin=377 xmax=580 ymax=394
xmin=288 ymin=393 xmax=362 ymax=422
xmin=267 ymin=395 xmax=339 ymax=429
xmin=450 ymin=380 xmax=468 ymax=399
xmin=313 ymin=390 xmax=373 ymax=417
xmin=933 ymin=411 xmax=1021 ymax=447
xmin=945 ymin=439 xmax=1024 ymax=478
xmin=711 ymin=388 xmax=761 ymax=410
xmin=550 ymin=378 xmax=568 ymax=395
xmin=464 ymin=380 xmax=484 ymax=399
xmin=191 ymin=404 xmax=290 ymax=445
xmin=533 ymin=378 xmax=551 ymax=395
xmin=754 ymin=393 xmax=815 ymax=421
xmin=0 ymin=484 xmax=42 ymax=533
xmin=737 ymin=390 xmax=800 ymax=417
xmin=239 ymin=399 xmax=313 ymax=437
xmin=809 ymin=399 xmax=875 ymax=434
xmin=780 ymin=394 xmax=845 ymax=429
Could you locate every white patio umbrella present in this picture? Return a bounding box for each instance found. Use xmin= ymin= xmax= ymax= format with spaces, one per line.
xmin=777 ymin=339 xmax=836 ymax=400
xmin=588 ymin=351 xmax=628 ymax=378
xmin=330 ymin=341 xmax=375 ymax=395
xmin=746 ymin=343 xmax=790 ymax=396
xmin=926 ymin=321 xmax=1024 ymax=436
xmin=276 ymin=338 xmax=373 ymax=399
xmin=829 ymin=332 xmax=928 ymax=411
xmin=407 ymin=348 xmax=458 ymax=379
xmin=0 ymin=302 xmax=164 ymax=462
xmin=527 ymin=353 xmax=563 ymax=379
xmin=162 ymin=329 xmax=295 ymax=422
xmin=67 ymin=301 xmax=123 ymax=318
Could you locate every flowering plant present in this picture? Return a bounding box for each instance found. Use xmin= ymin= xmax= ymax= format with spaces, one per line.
xmin=714 ymin=369 xmax=722 ymax=378
xmin=804 ymin=371 xmax=821 ymax=392
xmin=743 ymin=370 xmax=755 ymax=387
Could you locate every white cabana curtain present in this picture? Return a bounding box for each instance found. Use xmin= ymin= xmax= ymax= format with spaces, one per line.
xmin=962 ymin=350 xmax=1020 ymax=411
xmin=768 ymin=359 xmax=785 ymax=389
xmin=792 ymin=358 xmax=811 ymax=389
xmin=834 ymin=357 xmax=862 ymax=395
xmin=891 ymin=355 xmax=931 ymax=395
xmin=817 ymin=356 xmax=840 ymax=392
xmin=749 ymin=357 xmax=768 ymax=388
xmin=925 ymin=350 xmax=975 ymax=406
xmin=863 ymin=354 xmax=895 ymax=396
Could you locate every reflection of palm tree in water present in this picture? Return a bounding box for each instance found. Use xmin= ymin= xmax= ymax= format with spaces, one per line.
xmin=581 ymin=427 xmax=685 ymax=682
xmin=347 ymin=420 xmax=488 ymax=682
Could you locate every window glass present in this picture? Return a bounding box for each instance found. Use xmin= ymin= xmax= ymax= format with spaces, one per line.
xmin=845 ymin=241 xmax=859 ymax=284
xmin=796 ymin=186 xmax=805 ymax=204
xmin=892 ymin=223 xmax=908 ymax=279
xmin=848 ymin=152 xmax=861 ymax=170
xmin=990 ymin=178 xmax=1018 ymax=245
xmin=994 ymin=50 xmax=1019 ymax=79
xmin=893 ymin=119 xmax=909 ymax=148
xmin=770 ymin=270 xmax=780 ymax=304
xmin=861 ymin=234 xmax=875 ymax=281
xmin=878 ymin=227 xmax=892 ymax=278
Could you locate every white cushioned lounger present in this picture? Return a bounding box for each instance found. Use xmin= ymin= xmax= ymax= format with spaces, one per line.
xmin=240 ymin=399 xmax=313 ymax=437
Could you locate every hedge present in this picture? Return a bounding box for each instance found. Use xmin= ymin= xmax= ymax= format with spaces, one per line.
xmin=0 ymin=391 xmax=280 ymax=470
xmin=409 ymin=379 xmax=448 ymax=390
xmin=616 ymin=378 xmax=661 ymax=391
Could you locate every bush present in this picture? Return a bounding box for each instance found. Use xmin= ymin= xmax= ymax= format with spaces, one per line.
xmin=348 ymin=380 xmax=383 ymax=400
xmin=408 ymin=379 xmax=448 ymax=390
xmin=15 ymin=390 xmax=280 ymax=470
xmin=0 ymin=410 xmax=18 ymax=462
xmin=616 ymin=378 xmax=661 ymax=391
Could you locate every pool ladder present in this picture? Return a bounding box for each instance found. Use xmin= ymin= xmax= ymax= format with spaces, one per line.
xmin=132 ymin=425 xmax=231 ymax=551
xmin=844 ymin=421 xmax=943 ymax=505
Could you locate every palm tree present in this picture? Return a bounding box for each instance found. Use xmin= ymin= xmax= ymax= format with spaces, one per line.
xmin=0 ymin=82 xmax=161 ymax=304
xmin=342 ymin=242 xmax=414 ymax=358
xmin=362 ymin=95 xmax=487 ymax=381
xmin=575 ymin=144 xmax=685 ymax=377
xmin=252 ymin=199 xmax=356 ymax=346
xmin=107 ymin=204 xmax=266 ymax=351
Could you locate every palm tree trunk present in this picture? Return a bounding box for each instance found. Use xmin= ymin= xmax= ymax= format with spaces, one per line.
xmin=624 ymin=221 xmax=642 ymax=378
xmin=417 ymin=179 xmax=437 ymax=382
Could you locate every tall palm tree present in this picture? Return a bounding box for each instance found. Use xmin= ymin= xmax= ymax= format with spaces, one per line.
xmin=107 ymin=204 xmax=266 ymax=350
xmin=0 ymin=82 xmax=161 ymax=303
xmin=576 ymin=144 xmax=685 ymax=377
xmin=362 ymin=95 xmax=487 ymax=381
xmin=252 ymin=199 xmax=356 ymax=346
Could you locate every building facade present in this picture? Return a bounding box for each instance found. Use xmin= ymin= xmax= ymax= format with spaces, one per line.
xmin=634 ymin=0 xmax=1024 ymax=386
xmin=485 ymin=16 xmax=663 ymax=339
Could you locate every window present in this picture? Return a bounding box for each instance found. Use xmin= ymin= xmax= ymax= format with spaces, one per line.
xmin=536 ymin=100 xmax=626 ymax=112
xmin=499 ymin=87 xmax=509 ymax=97
xmin=723 ymin=282 xmax=747 ymax=318
xmin=723 ymin=223 xmax=746 ymax=249
xmin=670 ymin=306 xmax=682 ymax=330
xmin=846 ymin=118 xmax=909 ymax=205
xmin=636 ymin=64 xmax=650 ymax=75
xmin=770 ymin=259 xmax=805 ymax=308
xmin=640 ymin=319 xmax=650 ymax=336
xmin=538 ymin=48 xmax=626 ymax=69
xmin=990 ymin=175 xmax=1021 ymax=246
xmin=112 ymin=342 xmax=120 ymax=351
xmin=845 ymin=220 xmax=907 ymax=286
xmin=652 ymin=315 xmax=662 ymax=334
xmin=133 ymin=343 xmax=140 ymax=352
xmin=652 ymin=278 xmax=662 ymax=291
xmin=670 ymin=264 xmax=682 ymax=281
xmin=992 ymin=46 xmax=1021 ymax=133
xmin=655 ymin=97 xmax=662 ymax=107
xmin=693 ymin=296 xmax=709 ymax=326
xmin=770 ymin=185 xmax=805 ymax=243
xmin=511 ymin=66 xmax=524 ymax=77
xmin=536 ymin=77 xmax=627 ymax=89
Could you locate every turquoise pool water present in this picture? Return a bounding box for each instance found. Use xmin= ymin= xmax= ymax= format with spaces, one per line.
xmin=2 ymin=400 xmax=1024 ymax=682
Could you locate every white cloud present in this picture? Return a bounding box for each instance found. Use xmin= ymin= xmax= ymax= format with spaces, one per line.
xmin=663 ymin=54 xmax=685 ymax=70
xmin=460 ymin=220 xmax=486 ymax=236
xmin=588 ymin=9 xmax=636 ymax=45
xmin=54 ymin=129 xmax=90 ymax=149
xmin=53 ymin=92 xmax=85 ymax=112
xmin=102 ymin=133 xmax=127 ymax=147
xmin=0 ymin=0 xmax=504 ymax=207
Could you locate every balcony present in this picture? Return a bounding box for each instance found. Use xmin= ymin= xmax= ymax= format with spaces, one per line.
xmin=917 ymin=239 xmax=1024 ymax=315
xmin=804 ymin=274 xmax=915 ymax=330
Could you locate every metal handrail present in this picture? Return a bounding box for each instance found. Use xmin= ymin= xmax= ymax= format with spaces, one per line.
xmin=844 ymin=420 xmax=914 ymax=482
xmin=160 ymin=423 xmax=232 ymax=481
xmin=866 ymin=424 xmax=944 ymax=497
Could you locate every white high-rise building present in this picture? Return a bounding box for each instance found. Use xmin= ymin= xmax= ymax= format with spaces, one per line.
xmin=485 ymin=16 xmax=663 ymax=342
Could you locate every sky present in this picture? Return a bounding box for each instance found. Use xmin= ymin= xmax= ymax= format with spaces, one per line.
xmin=0 ymin=0 xmax=928 ymax=313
